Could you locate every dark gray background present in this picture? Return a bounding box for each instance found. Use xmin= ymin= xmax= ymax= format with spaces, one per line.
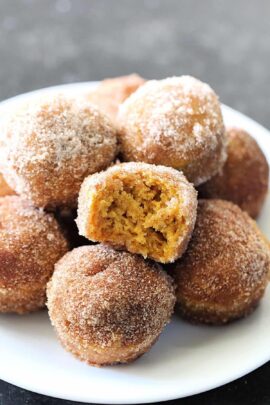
xmin=0 ymin=0 xmax=269 ymax=404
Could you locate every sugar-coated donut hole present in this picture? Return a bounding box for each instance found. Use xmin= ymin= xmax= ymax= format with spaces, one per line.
xmin=47 ymin=245 xmax=176 ymax=366
xmin=77 ymin=163 xmax=197 ymax=264
xmin=85 ymin=74 xmax=145 ymax=124
xmin=0 ymin=195 xmax=69 ymax=313
xmin=198 ymin=127 xmax=269 ymax=218
xmin=118 ymin=76 xmax=226 ymax=186
xmin=169 ymin=199 xmax=270 ymax=324
xmin=0 ymin=95 xmax=118 ymax=208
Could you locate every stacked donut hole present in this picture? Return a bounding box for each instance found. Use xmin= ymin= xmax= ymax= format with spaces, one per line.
xmin=0 ymin=75 xmax=269 ymax=367
xmin=84 ymin=73 xmax=146 ymax=125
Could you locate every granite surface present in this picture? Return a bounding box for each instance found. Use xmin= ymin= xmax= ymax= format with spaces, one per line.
xmin=0 ymin=0 xmax=269 ymax=404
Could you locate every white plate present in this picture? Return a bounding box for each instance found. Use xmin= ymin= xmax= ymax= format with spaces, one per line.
xmin=0 ymin=82 xmax=269 ymax=404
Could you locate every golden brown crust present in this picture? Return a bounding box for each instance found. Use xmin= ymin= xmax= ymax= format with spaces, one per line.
xmin=47 ymin=244 xmax=176 ymax=366
xmin=198 ymin=128 xmax=269 ymax=218
xmin=0 ymin=95 xmax=118 ymax=208
xmin=86 ymin=74 xmax=145 ymax=125
xmin=118 ymin=76 xmax=226 ymax=186
xmin=76 ymin=162 xmax=197 ymax=263
xmin=0 ymin=196 xmax=69 ymax=313
xmin=169 ymin=199 xmax=270 ymax=325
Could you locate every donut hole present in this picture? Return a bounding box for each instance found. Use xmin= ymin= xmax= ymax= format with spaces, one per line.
xmin=89 ymin=173 xmax=186 ymax=262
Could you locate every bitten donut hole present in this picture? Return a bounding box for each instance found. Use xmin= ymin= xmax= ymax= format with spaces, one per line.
xmin=90 ymin=174 xmax=186 ymax=262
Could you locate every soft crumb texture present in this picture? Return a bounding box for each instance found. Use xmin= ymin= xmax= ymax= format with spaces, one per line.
xmin=0 ymin=196 xmax=69 ymax=313
xmin=0 ymin=173 xmax=15 ymax=197
xmin=198 ymin=127 xmax=269 ymax=218
xmin=0 ymin=94 xmax=118 ymax=208
xmin=85 ymin=74 xmax=145 ymax=124
xmin=169 ymin=199 xmax=270 ymax=324
xmin=76 ymin=162 xmax=197 ymax=263
xmin=47 ymin=244 xmax=176 ymax=366
xmin=118 ymin=76 xmax=226 ymax=186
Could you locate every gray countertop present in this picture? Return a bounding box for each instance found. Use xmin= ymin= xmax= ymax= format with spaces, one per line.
xmin=1 ymin=0 xmax=270 ymax=128
xmin=0 ymin=0 xmax=269 ymax=404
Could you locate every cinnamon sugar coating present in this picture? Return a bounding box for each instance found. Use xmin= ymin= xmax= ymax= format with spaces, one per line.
xmin=0 ymin=95 xmax=118 ymax=208
xmin=118 ymin=76 xmax=226 ymax=186
xmin=169 ymin=199 xmax=270 ymax=324
xmin=0 ymin=196 xmax=68 ymax=313
xmin=47 ymin=244 xmax=176 ymax=366
xmin=198 ymin=128 xmax=269 ymax=218
xmin=86 ymin=74 xmax=145 ymax=124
